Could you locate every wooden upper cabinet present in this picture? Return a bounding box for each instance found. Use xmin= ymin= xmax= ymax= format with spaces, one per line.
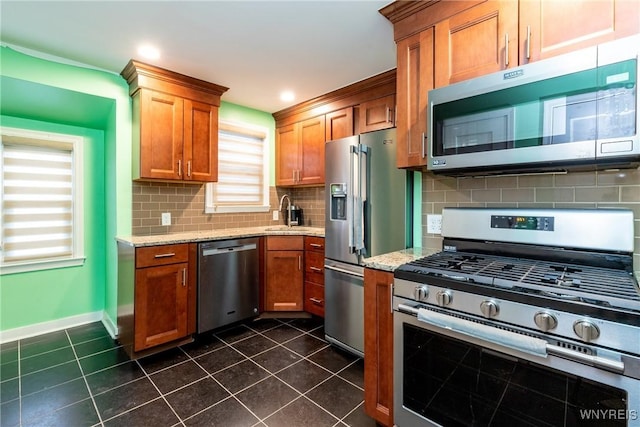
xmin=299 ymin=116 xmax=325 ymax=185
xmin=121 ymin=60 xmax=228 ymax=183
xmin=359 ymin=94 xmax=396 ymax=133
xmin=396 ymin=28 xmax=434 ymax=169
xmin=275 ymin=116 xmax=325 ymax=186
xmin=139 ymin=90 xmax=184 ymax=180
xmin=434 ymin=0 xmax=518 ymax=87
xmin=325 ymin=107 xmax=354 ymax=141
xmin=519 ymin=0 xmax=640 ymax=64
xmin=184 ymin=100 xmax=219 ymax=182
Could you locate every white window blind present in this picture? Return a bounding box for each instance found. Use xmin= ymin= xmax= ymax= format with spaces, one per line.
xmin=1 ymin=128 xmax=84 ymax=274
xmin=205 ymin=121 xmax=269 ymax=213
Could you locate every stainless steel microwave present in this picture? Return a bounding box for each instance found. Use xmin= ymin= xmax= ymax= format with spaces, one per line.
xmin=427 ymin=35 xmax=639 ymax=176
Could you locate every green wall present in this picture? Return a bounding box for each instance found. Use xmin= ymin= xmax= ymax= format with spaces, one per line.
xmin=219 ymin=101 xmax=276 ymax=186
xmin=0 ymin=117 xmax=107 ymax=329
xmin=0 ymin=46 xmax=132 ymax=333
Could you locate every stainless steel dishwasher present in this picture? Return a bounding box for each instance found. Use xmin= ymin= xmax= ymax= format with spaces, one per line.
xmin=197 ymin=238 xmax=259 ymax=333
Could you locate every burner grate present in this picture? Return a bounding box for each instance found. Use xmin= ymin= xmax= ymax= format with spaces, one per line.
xmin=406 ymin=251 xmax=640 ymax=308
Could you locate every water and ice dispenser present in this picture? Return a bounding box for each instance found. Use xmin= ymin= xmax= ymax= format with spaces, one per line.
xmin=330 ymin=183 xmax=347 ymax=221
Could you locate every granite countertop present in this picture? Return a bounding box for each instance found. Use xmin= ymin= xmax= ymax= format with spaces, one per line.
xmin=117 ymin=226 xmax=324 ymax=247
xmin=362 ymin=247 xmax=440 ymax=272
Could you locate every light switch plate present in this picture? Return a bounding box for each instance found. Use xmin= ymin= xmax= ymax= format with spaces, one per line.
xmin=272 ymin=210 xmax=279 ymax=221
xmin=161 ymin=212 xmax=171 ymax=226
xmin=427 ymin=214 xmax=442 ymax=234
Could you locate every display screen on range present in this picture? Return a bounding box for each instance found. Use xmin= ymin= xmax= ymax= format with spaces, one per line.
xmin=491 ymin=215 xmax=554 ymax=231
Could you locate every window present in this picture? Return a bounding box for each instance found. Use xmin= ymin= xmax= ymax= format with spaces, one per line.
xmin=205 ymin=121 xmax=269 ymax=213
xmin=0 ymin=127 xmax=84 ymax=274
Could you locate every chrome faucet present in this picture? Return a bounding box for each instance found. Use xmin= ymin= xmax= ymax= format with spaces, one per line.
xmin=278 ymin=194 xmax=292 ymax=227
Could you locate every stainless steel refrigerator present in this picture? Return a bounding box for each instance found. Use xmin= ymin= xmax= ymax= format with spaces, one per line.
xmin=324 ymin=128 xmax=411 ymax=357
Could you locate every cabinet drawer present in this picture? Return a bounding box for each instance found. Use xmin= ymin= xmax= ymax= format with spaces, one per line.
xmin=304 ymin=281 xmax=325 ymax=317
xmin=266 ymin=236 xmax=304 ymax=251
xmin=304 ymin=236 xmax=325 ymax=253
xmin=136 ymin=244 xmax=189 ymax=268
xmin=304 ymin=251 xmax=324 ymax=284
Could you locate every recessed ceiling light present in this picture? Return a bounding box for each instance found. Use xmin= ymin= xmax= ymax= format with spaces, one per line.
xmin=280 ymin=91 xmax=295 ymax=102
xmin=138 ymin=44 xmax=160 ymax=60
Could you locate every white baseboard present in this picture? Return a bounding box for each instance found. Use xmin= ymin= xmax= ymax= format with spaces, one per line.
xmin=101 ymin=311 xmax=119 ymax=339
xmin=0 ymin=311 xmax=103 ymax=344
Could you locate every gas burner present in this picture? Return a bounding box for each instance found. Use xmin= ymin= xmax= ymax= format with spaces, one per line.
xmin=440 ymin=255 xmax=484 ymax=271
xmin=542 ymin=265 xmax=582 ymax=287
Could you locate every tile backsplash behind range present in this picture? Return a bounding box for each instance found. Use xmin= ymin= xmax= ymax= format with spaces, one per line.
xmin=132 ymin=182 xmax=325 ymax=235
xmin=421 ymin=169 xmax=640 ymax=273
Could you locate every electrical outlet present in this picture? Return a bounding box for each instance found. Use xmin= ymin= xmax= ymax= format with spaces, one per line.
xmin=272 ymin=210 xmax=279 ymax=221
xmin=427 ymin=214 xmax=442 ymax=234
xmin=161 ymin=212 xmax=171 ymax=226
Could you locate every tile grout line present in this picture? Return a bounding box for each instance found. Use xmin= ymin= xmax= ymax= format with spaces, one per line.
xmin=64 ymin=329 xmax=105 ymax=427
xmin=135 ymin=358 xmax=187 ymax=427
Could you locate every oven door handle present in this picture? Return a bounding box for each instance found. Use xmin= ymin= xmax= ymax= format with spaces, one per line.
xmin=546 ymin=345 xmax=625 ymax=374
xmin=398 ymin=304 xmax=626 ymax=374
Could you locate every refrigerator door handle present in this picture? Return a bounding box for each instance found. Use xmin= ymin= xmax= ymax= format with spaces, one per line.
xmin=348 ymin=145 xmax=358 ymax=254
xmin=354 ymin=145 xmax=368 ymax=255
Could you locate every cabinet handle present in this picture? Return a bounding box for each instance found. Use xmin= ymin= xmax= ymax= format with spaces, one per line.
xmin=154 ymin=253 xmax=176 ymax=258
xmin=421 ymin=132 xmax=426 ymax=159
xmin=182 ymin=268 xmax=186 ymax=287
xmin=187 ymin=160 xmax=192 ymax=177
xmin=298 ymin=255 xmax=302 ymax=271
xmin=525 ymin=25 xmax=531 ymax=60
xmin=310 ymin=243 xmax=323 ymax=248
xmin=310 ymin=297 xmax=323 ymax=305
xmin=505 ymin=33 xmax=510 ymax=67
xmin=310 ymin=266 xmax=323 ymax=272
xmin=292 ymin=170 xmax=296 ymax=182
xmin=386 ymin=107 xmax=391 ymax=123
xmin=177 ymin=160 xmax=182 ymax=177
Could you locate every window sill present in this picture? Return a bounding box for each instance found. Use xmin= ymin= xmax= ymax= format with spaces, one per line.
xmin=0 ymin=257 xmax=86 ymax=275
xmin=205 ymin=205 xmax=271 ymax=214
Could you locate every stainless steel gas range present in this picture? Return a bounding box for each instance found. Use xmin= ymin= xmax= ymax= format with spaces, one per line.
xmin=393 ymin=208 xmax=640 ymax=427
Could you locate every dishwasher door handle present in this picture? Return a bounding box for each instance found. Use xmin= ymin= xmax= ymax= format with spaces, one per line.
xmin=324 ymin=264 xmax=364 ymax=278
xmin=202 ymin=244 xmax=257 ymax=256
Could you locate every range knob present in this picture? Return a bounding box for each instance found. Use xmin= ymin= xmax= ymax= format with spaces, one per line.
xmin=534 ymin=312 xmax=558 ymax=332
xmin=414 ymin=285 xmax=429 ymax=302
xmin=573 ymin=320 xmax=600 ymax=342
xmin=480 ymin=300 xmax=499 ymax=318
xmin=436 ymin=290 xmax=453 ymax=307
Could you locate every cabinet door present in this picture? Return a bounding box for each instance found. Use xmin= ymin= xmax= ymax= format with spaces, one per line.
xmin=359 ymin=94 xmax=396 ymax=133
xmin=434 ymin=0 xmax=518 ymax=87
xmin=396 ymin=28 xmax=434 ymax=169
xmin=299 ymin=116 xmax=325 ymax=185
xmin=364 ymin=268 xmax=394 ymax=426
xmin=184 ymin=99 xmax=218 ymax=182
xmin=134 ymin=262 xmax=189 ymax=351
xmin=139 ymin=90 xmax=184 ymax=180
xmin=325 ymin=107 xmax=354 ymax=141
xmin=275 ymin=124 xmax=299 ymax=186
xmin=519 ymin=0 xmax=640 ymax=64
xmin=265 ymin=250 xmax=303 ymax=311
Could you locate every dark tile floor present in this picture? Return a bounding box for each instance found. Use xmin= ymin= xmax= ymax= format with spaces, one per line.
xmin=0 ymin=316 xmax=377 ymax=427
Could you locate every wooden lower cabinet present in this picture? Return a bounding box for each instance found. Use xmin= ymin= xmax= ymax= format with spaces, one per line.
xmin=117 ymin=242 xmax=197 ymax=358
xmin=134 ymin=262 xmax=189 ymax=351
xmin=265 ymin=236 xmax=304 ymax=311
xmin=364 ymin=268 xmax=395 ymax=426
xmin=303 ymin=236 xmax=325 ymax=317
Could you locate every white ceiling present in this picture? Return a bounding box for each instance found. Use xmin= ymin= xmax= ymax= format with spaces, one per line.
xmin=0 ymin=0 xmax=397 ymax=113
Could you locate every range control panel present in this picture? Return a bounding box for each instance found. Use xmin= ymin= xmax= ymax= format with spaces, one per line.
xmin=491 ymin=215 xmax=555 ymax=231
